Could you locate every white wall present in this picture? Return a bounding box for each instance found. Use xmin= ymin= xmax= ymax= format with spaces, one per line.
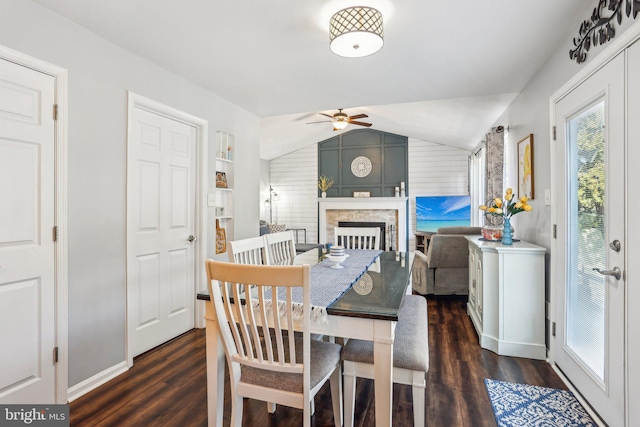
xmin=269 ymin=144 xmax=319 ymax=243
xmin=491 ymin=10 xmax=636 ymax=292
xmin=0 ymin=0 xmax=261 ymax=387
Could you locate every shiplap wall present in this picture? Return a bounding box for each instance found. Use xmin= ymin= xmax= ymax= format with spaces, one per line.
xmin=268 ymin=138 xmax=470 ymax=247
xmin=268 ymin=144 xmax=319 ymax=244
xmin=408 ymin=138 xmax=471 ymax=248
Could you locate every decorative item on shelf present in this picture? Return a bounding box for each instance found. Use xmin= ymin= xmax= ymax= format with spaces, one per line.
xmin=216 ymin=171 xmax=227 ymax=188
xmin=353 ymin=191 xmax=370 ymax=198
xmin=318 ymin=175 xmax=334 ymax=198
xmin=395 ymin=186 xmax=399 ymax=197
xmin=400 ymin=181 xmax=405 ymax=197
xmin=215 ymin=206 xmax=225 ymax=217
xmin=215 ymin=219 xmax=226 ymax=254
xmin=216 ymin=131 xmax=234 ymax=160
xmin=480 ymin=188 xmax=532 ymax=245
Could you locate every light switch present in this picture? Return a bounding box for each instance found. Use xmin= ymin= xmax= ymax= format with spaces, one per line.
xmin=544 ymin=189 xmax=551 ymax=206
xmin=207 ymin=194 xmax=216 ymax=207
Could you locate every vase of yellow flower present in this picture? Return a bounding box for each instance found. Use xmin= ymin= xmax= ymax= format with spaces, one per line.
xmin=479 ymin=188 xmax=532 ymax=245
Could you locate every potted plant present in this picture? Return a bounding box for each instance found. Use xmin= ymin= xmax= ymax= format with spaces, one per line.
xmin=317 ymin=175 xmax=334 ymax=198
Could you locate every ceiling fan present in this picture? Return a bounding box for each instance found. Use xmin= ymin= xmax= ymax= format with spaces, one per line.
xmin=307 ymin=109 xmax=372 ymax=131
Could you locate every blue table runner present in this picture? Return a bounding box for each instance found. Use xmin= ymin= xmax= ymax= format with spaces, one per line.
xmin=256 ymin=249 xmax=383 ymax=323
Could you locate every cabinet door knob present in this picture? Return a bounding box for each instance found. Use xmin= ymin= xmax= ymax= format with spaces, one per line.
xmin=187 ymin=235 xmax=197 ymax=243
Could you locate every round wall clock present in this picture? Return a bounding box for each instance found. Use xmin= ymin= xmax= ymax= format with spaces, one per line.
xmin=351 ymin=156 xmax=372 ymax=177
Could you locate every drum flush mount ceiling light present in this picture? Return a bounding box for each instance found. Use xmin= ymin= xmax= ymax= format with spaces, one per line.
xmin=329 ymin=6 xmax=384 ymax=58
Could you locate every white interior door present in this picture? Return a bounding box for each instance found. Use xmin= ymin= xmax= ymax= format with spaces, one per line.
xmin=128 ymin=106 xmax=196 ymax=357
xmin=554 ymin=53 xmax=625 ymax=426
xmin=0 ymin=58 xmax=56 ymax=403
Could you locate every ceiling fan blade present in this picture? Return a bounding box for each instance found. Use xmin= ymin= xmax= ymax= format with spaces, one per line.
xmin=319 ymin=113 xmax=335 ymax=119
xmin=306 ymin=120 xmax=333 ymax=124
xmin=348 ymin=114 xmax=368 ymax=120
xmin=349 ymin=121 xmax=372 ymax=127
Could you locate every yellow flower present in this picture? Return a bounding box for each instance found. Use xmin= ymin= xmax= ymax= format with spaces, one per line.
xmin=520 ymin=196 xmax=528 ymax=203
xmin=488 ymin=207 xmax=496 ymax=213
xmin=494 ymin=198 xmax=503 ymax=208
xmin=505 ymin=193 xmax=513 ymax=201
xmin=506 ymin=188 xmax=513 ymax=194
xmin=515 ymin=201 xmax=523 ymax=209
xmin=479 ymin=205 xmax=487 ymax=211
xmin=523 ymin=204 xmax=532 ymax=211
xmin=495 ymin=208 xmax=503 ymax=215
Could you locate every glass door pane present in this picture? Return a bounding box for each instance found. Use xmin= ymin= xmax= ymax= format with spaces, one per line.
xmin=566 ymin=100 xmax=606 ymax=381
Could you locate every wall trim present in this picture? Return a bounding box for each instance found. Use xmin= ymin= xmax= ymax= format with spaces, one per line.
xmin=125 ymin=92 xmax=209 ymax=365
xmin=0 ymin=44 xmax=69 ymax=404
xmin=67 ymin=361 xmax=128 ymax=403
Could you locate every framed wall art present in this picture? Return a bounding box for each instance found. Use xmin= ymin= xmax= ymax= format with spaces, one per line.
xmin=216 ymin=171 xmax=227 ymax=188
xmin=517 ymin=134 xmax=534 ymax=199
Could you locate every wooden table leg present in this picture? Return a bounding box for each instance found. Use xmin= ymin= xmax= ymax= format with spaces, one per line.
xmin=205 ymin=301 xmax=224 ymax=427
xmin=373 ymin=319 xmax=395 ymax=427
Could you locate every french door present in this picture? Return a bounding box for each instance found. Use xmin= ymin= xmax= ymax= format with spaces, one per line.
xmin=554 ymin=53 xmax=625 ymax=426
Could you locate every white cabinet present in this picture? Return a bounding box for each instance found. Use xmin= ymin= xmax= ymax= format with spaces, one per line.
xmin=466 ymin=235 xmax=546 ymax=360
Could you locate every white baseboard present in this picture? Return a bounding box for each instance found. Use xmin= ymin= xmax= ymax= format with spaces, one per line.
xmin=67 ymin=361 xmax=129 ymax=402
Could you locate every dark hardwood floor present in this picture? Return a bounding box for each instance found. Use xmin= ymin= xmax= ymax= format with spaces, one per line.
xmin=70 ymin=296 xmax=566 ymax=426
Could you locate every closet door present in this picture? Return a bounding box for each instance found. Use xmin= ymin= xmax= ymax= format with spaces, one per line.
xmin=627 ymin=39 xmax=640 ymax=427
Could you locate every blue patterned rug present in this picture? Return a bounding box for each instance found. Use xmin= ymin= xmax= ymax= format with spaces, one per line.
xmin=484 ymin=379 xmax=596 ymax=427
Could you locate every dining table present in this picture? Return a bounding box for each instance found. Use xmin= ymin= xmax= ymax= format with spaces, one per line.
xmin=197 ymin=248 xmax=415 ymax=427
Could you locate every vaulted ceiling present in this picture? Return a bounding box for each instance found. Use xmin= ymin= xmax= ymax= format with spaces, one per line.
xmin=33 ymin=0 xmax=592 ymax=159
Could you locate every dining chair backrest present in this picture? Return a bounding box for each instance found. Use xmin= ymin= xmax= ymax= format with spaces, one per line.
xmin=228 ymin=236 xmax=267 ymax=265
xmin=264 ymin=230 xmax=297 ymax=265
xmin=205 ymin=260 xmax=313 ymax=420
xmin=334 ymin=226 xmax=381 ymax=250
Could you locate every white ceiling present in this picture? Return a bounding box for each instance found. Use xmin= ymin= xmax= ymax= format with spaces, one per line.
xmin=33 ymin=0 xmax=590 ymax=159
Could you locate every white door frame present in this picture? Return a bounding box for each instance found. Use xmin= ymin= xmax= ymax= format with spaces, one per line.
xmin=550 ymin=19 xmax=640 ymax=427
xmin=0 ymin=44 xmax=69 ymax=403
xmin=126 ymin=92 xmax=208 ymax=366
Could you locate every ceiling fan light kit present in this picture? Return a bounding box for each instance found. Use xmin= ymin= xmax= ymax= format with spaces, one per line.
xmin=329 ymin=7 xmax=384 ymax=58
xmin=307 ymin=108 xmax=373 ymax=131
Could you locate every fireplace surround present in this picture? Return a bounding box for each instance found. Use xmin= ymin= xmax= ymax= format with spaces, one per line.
xmin=318 ymin=197 xmax=408 ymax=251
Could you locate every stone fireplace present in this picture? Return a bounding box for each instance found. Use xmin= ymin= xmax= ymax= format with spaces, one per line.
xmin=318 ymin=197 xmax=409 ymax=251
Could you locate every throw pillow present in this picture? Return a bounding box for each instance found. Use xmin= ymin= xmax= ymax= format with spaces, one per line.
xmin=268 ymin=223 xmax=286 ymax=233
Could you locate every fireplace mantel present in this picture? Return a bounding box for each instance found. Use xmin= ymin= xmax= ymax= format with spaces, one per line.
xmin=318 ymin=197 xmax=409 ymax=251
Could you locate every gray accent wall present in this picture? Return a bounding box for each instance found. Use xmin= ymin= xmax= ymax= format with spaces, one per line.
xmin=0 ymin=0 xmax=261 ymax=388
xmin=318 ymin=129 xmax=408 ymax=198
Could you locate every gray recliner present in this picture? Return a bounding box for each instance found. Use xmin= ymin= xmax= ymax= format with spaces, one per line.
xmin=412 ymin=226 xmax=481 ymax=295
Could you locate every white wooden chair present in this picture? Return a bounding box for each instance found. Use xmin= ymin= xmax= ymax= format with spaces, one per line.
xmin=341 ymin=295 xmax=429 ymax=427
xmin=227 ymin=236 xmax=267 ymax=265
xmin=264 ymin=230 xmax=297 ymax=265
xmin=334 ymin=226 xmax=381 ymax=250
xmin=205 ymin=260 xmax=343 ymax=427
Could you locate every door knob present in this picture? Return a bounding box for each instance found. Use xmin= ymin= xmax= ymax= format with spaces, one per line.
xmin=187 ymin=235 xmax=197 ymax=243
xmin=593 ymin=267 xmax=621 ymax=280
